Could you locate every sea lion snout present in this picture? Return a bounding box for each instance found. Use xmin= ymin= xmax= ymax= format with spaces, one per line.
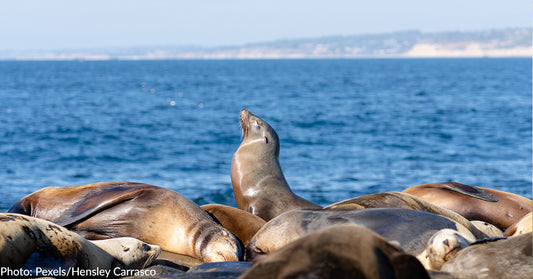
xmin=203 ymin=238 xmax=243 ymax=262
xmin=197 ymin=226 xmax=244 ymax=262
xmin=240 ymin=109 xmax=251 ymax=135
xmin=244 ymin=242 xmax=265 ymax=261
xmin=426 ymin=228 xmax=472 ymax=270
xmin=240 ymin=109 xmax=250 ymax=121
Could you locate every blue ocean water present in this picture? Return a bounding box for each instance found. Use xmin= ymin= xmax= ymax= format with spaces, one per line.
xmin=0 ymin=58 xmax=531 ymax=211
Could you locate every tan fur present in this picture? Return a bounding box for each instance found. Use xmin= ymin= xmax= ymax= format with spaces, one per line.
xmin=425 ymin=229 xmax=473 ymax=270
xmin=91 ymin=238 xmax=161 ymax=269
xmin=201 ymin=204 xmax=266 ymax=246
xmin=470 ymin=221 xmax=503 ymax=237
xmin=504 ymin=212 xmax=532 ymax=236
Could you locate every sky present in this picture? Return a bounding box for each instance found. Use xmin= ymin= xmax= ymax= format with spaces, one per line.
xmin=0 ymin=0 xmax=531 ymax=50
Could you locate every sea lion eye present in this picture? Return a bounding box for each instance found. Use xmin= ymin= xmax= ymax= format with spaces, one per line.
xmin=254 ymin=246 xmax=265 ymax=255
xmin=264 ymin=136 xmax=268 ymax=144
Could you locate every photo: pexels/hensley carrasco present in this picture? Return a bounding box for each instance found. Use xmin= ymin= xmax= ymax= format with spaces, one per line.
xmin=0 ymin=266 xmax=158 ymax=278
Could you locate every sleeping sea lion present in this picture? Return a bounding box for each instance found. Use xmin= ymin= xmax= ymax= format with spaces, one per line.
xmin=0 ymin=213 xmax=160 ymax=272
xmin=8 ymin=181 xmax=242 ymax=262
xmin=324 ymin=191 xmax=487 ymax=239
xmin=200 ymin=204 xmax=266 ymax=246
xmin=402 ymin=182 xmax=532 ymax=230
xmin=245 ymin=208 xmax=477 ymax=269
xmin=504 ymin=212 xmax=532 ymax=236
xmin=240 ymin=224 xmax=430 ymax=279
xmin=441 ymin=233 xmax=532 ymax=279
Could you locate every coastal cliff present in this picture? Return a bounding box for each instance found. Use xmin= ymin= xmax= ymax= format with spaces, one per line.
xmin=2 ymin=28 xmax=530 ymax=60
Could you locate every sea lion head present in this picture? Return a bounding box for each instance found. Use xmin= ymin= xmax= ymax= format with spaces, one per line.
xmin=91 ymin=237 xmax=161 ymax=269
xmin=197 ymin=227 xmax=243 ymax=262
xmin=244 ymin=213 xmax=300 ymax=260
xmin=239 ymin=109 xmax=280 ymax=156
xmin=426 ymin=229 xmax=472 ymax=270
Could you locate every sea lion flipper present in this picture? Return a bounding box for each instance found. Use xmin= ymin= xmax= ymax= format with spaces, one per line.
xmin=52 ymin=186 xmax=146 ymax=227
xmin=441 ymin=183 xmax=498 ymax=202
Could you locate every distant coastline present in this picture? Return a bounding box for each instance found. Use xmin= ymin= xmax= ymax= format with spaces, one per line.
xmin=1 ymin=28 xmax=531 ymax=60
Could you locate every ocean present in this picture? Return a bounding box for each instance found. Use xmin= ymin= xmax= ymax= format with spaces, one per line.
xmin=0 ymin=58 xmax=531 ymax=211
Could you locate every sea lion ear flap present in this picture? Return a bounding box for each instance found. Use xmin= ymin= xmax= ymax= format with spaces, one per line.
xmin=264 ymin=136 xmax=268 ymax=144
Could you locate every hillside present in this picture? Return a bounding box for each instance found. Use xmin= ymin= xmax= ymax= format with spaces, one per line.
xmin=1 ymin=28 xmax=530 ymax=60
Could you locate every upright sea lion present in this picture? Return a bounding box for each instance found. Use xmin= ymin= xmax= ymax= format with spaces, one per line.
xmin=245 ymin=208 xmax=477 ymax=268
xmin=0 ymin=213 xmax=160 ymax=271
xmin=402 ymin=182 xmax=532 ymax=230
xmin=200 ymin=204 xmax=266 ymax=246
xmin=441 ymin=233 xmax=532 ymax=279
xmin=240 ymin=225 xmax=430 ymax=279
xmin=324 ymin=192 xmax=487 ymax=239
xmin=231 ymin=109 xmax=321 ymax=221
xmin=504 ymin=212 xmax=532 ymax=236
xmin=8 ymin=182 xmax=243 ymax=262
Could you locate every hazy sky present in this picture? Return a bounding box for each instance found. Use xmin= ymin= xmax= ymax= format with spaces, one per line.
xmin=0 ymin=0 xmax=530 ymax=50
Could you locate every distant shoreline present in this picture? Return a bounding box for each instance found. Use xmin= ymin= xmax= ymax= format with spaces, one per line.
xmin=1 ymin=28 xmax=531 ymax=61
xmin=0 ymin=57 xmax=530 ymax=62
xmin=0 ymin=56 xmax=533 ymax=63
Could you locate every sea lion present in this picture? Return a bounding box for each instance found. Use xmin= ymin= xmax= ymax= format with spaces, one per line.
xmin=91 ymin=237 xmax=162 ymax=270
xmin=240 ymin=224 xmax=430 ymax=279
xmin=0 ymin=213 xmax=160 ymax=271
xmin=231 ymin=109 xmax=321 ymax=221
xmin=504 ymin=212 xmax=532 ymax=236
xmin=402 ymin=182 xmax=532 ymax=230
xmin=8 ymin=181 xmax=243 ymax=262
xmin=425 ymin=228 xmax=475 ymax=270
xmin=470 ymin=220 xmax=503 ymax=237
xmin=441 ymin=233 xmax=532 ymax=279
xmin=324 ymin=192 xmax=487 ymax=239
xmin=245 ymin=208 xmax=476 ymax=269
xmin=200 ymin=204 xmax=266 ymax=246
